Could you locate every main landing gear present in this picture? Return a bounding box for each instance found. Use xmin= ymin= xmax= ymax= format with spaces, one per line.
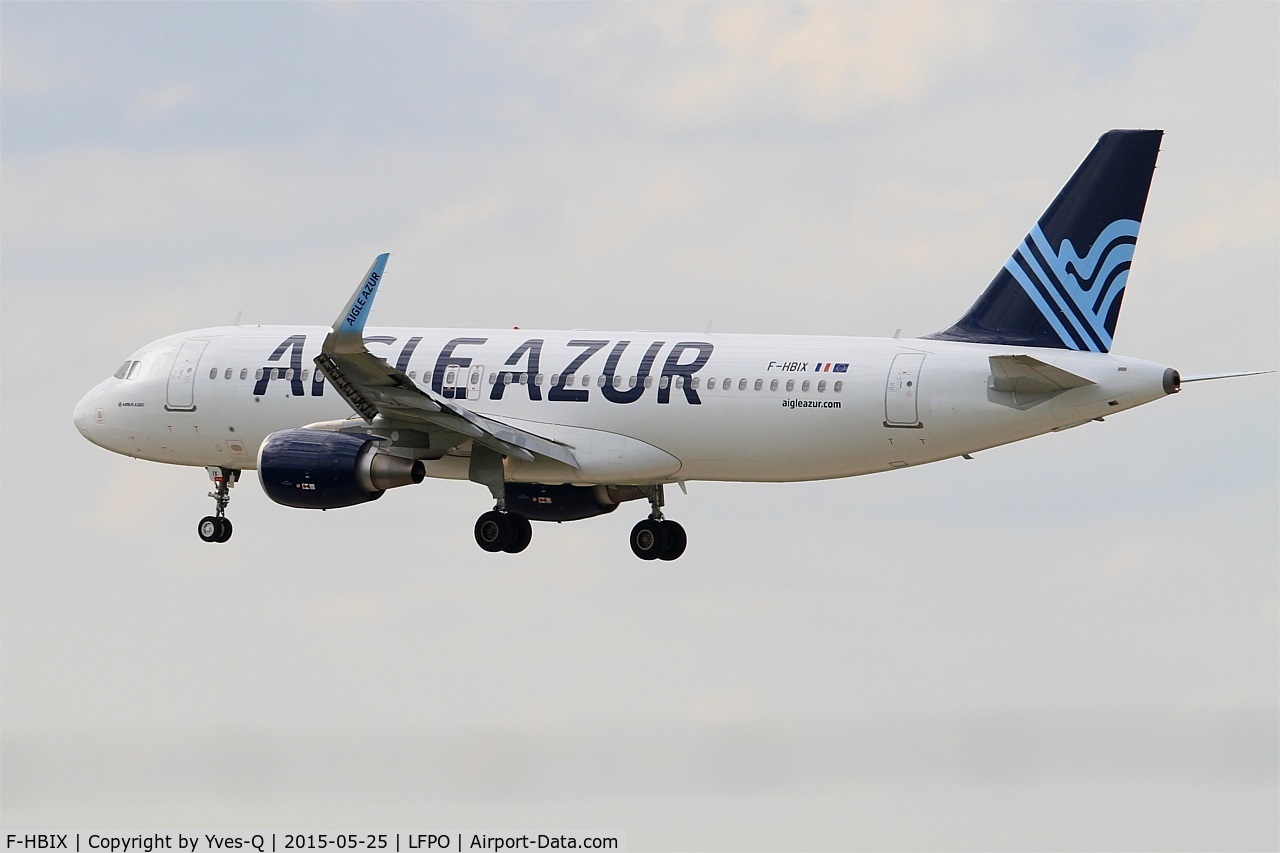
xmin=198 ymin=466 xmax=239 ymax=543
xmin=629 ymin=485 xmax=686 ymax=561
xmin=474 ymin=510 xmax=533 ymax=554
xmin=468 ymin=483 xmax=688 ymax=560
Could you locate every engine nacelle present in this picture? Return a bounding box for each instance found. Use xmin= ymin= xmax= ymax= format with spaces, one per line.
xmin=258 ymin=428 xmax=425 ymax=510
xmin=504 ymin=483 xmax=646 ymax=522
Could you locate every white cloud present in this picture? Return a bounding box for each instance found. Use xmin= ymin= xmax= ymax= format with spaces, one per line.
xmin=484 ymin=3 xmax=1001 ymax=130
xmin=0 ymin=36 xmax=76 ymax=94
xmin=132 ymin=82 xmax=198 ymax=119
xmin=1163 ymin=173 xmax=1280 ymax=260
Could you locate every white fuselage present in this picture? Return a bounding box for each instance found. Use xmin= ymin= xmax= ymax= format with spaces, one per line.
xmin=73 ymin=325 xmax=1174 ymax=486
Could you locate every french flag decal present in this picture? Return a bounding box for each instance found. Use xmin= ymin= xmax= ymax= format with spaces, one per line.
xmin=814 ymin=363 xmax=849 ymax=373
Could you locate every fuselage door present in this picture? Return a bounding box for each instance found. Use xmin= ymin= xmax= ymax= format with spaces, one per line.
xmin=442 ymin=364 xmax=485 ymax=400
xmin=466 ymin=365 xmax=485 ymax=400
xmin=441 ymin=364 xmax=462 ymax=399
xmin=884 ymin=352 xmax=926 ymax=427
xmin=166 ymin=339 xmax=208 ymax=412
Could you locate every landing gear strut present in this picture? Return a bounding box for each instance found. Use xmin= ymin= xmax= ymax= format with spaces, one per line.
xmin=198 ymin=466 xmax=239 ymax=543
xmin=630 ymin=485 xmax=686 ymax=561
xmin=469 ymin=445 xmax=532 ymax=554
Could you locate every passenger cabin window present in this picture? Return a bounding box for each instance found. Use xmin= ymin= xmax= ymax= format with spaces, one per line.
xmin=802 ymin=380 xmax=811 ymax=392
xmin=738 ymin=378 xmax=747 ymax=391
xmin=240 ymin=369 xmax=248 ymax=380
xmin=692 ymin=377 xmax=702 ymax=389
xmin=225 ymin=368 xmax=233 ymax=380
xmin=209 ymin=368 xmax=218 ymax=380
xmin=834 ymin=380 xmax=843 ymax=393
xmin=817 ymin=380 xmax=826 ymax=392
xmin=754 ymin=379 xmax=763 ymax=391
xmin=770 ymin=379 xmax=779 ymax=392
xmin=786 ymin=380 xmax=795 ymax=392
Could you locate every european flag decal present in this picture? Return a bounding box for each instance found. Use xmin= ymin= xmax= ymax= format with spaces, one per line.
xmin=814 ymin=363 xmax=849 ymax=373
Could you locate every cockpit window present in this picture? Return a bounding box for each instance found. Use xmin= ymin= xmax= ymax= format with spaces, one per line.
xmin=114 ymin=360 xmax=142 ymax=380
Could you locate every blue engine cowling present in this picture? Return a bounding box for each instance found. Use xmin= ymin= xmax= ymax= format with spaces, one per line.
xmin=257 ymin=428 xmax=425 ymax=510
xmin=504 ymin=483 xmax=645 ymax=522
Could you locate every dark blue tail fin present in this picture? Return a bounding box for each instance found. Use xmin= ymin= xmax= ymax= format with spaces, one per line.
xmin=928 ymin=129 xmax=1163 ymax=352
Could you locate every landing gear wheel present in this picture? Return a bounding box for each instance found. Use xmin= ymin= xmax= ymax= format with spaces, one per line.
xmin=630 ymin=518 xmax=670 ymax=561
xmin=199 ymin=516 xmax=233 ymax=543
xmin=504 ymin=514 xmax=533 ymax=554
xmin=475 ymin=510 xmax=517 ymax=553
xmin=198 ymin=516 xmax=222 ymax=543
xmin=658 ymin=520 xmax=686 ymax=561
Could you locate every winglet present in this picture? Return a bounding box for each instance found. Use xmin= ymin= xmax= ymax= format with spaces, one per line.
xmin=330 ymin=253 xmax=390 ymax=350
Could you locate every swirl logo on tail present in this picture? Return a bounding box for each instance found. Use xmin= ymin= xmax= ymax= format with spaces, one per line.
xmin=1004 ymin=219 xmax=1139 ymax=352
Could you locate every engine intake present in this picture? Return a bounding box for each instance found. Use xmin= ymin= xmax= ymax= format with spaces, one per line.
xmin=258 ymin=428 xmax=424 ymax=510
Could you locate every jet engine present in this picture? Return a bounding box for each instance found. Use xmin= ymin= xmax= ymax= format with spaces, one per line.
xmin=504 ymin=483 xmax=646 ymax=522
xmin=258 ymin=428 xmax=424 ymax=510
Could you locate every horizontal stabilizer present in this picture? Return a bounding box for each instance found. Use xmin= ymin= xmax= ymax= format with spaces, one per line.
xmin=989 ymin=355 xmax=1095 ymax=395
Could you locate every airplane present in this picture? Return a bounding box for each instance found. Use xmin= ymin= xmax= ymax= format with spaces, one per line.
xmin=71 ymin=129 xmax=1265 ymax=560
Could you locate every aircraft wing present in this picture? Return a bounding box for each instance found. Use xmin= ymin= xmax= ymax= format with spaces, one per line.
xmin=313 ymin=254 xmax=578 ymax=468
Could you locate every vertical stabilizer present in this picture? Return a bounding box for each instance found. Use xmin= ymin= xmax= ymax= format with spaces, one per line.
xmin=928 ymin=129 xmax=1163 ymax=352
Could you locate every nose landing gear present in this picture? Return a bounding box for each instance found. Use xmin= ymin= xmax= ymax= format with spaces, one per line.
xmin=198 ymin=466 xmax=239 ymax=543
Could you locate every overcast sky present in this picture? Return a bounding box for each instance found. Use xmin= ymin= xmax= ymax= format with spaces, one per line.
xmin=2 ymin=3 xmax=1277 ymax=850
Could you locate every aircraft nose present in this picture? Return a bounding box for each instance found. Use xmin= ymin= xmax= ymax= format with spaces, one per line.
xmin=73 ymin=385 xmax=105 ymax=443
